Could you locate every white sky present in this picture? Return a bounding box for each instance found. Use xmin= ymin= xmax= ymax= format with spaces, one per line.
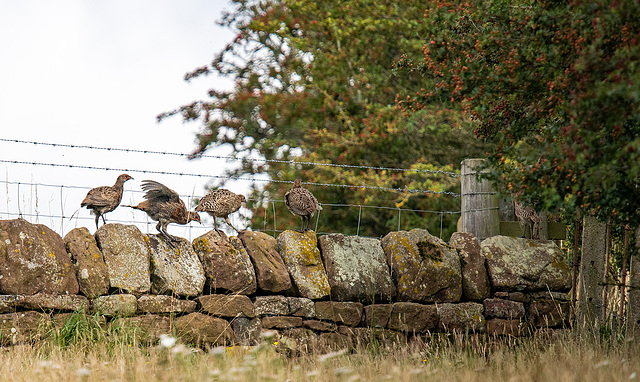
xmin=0 ymin=1 xmax=252 ymax=239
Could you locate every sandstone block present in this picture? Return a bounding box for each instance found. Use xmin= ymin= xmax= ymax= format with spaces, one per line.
xmin=483 ymin=299 xmax=526 ymax=319
xmin=288 ymin=297 xmax=315 ymax=317
xmin=315 ymin=301 xmax=363 ymax=327
xmin=146 ymin=234 xmax=205 ymax=297
xmin=437 ymin=302 xmax=485 ymax=333
xmin=388 ymin=302 xmax=439 ymax=333
xmin=363 ymin=304 xmax=393 ymax=328
xmin=318 ymin=233 xmax=395 ymax=303
xmin=238 ymin=231 xmax=292 ymax=293
xmin=0 ymin=311 xmax=48 ymax=345
xmin=93 ymin=294 xmax=137 ymax=317
xmin=0 ymin=219 xmax=78 ymax=295
xmin=486 ymin=319 xmax=529 ymax=336
xmin=175 ymin=312 xmax=234 ymax=346
xmin=193 ymin=230 xmax=256 ymax=295
xmin=63 ymin=227 xmax=109 ymax=298
xmin=20 ymin=293 xmax=89 ymax=312
xmin=232 ymin=317 xmax=262 ymax=345
xmin=262 ymin=316 xmax=303 ymax=329
xmin=136 ymin=295 xmax=196 ymax=314
xmin=450 ymin=232 xmax=490 ymax=301
xmin=277 ymin=230 xmax=330 ymax=299
xmin=197 ymin=294 xmax=255 ymax=318
xmin=254 ymin=295 xmax=289 ymax=316
xmin=381 ymin=229 xmax=461 ymax=303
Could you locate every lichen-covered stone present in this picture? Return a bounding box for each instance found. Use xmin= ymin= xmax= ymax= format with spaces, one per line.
xmin=238 ymin=231 xmax=292 ymax=293
xmin=93 ymin=294 xmax=137 ymax=317
xmin=197 ymin=294 xmax=255 ymax=318
xmin=20 ymin=293 xmax=89 ymax=312
xmin=254 ymin=295 xmax=289 ymax=316
xmin=449 ymin=232 xmax=490 ymax=301
xmin=94 ymin=224 xmax=151 ymax=294
xmin=277 ymin=230 xmax=331 ymax=300
xmin=175 ymin=312 xmax=234 ymax=346
xmin=0 ymin=311 xmax=48 ymax=345
xmin=363 ymin=304 xmax=393 ymax=328
xmin=0 ymin=295 xmax=24 ymax=313
xmin=388 ymin=302 xmax=439 ymax=333
xmin=113 ymin=314 xmax=171 ymax=344
xmin=318 ymin=233 xmax=395 ymax=303
xmin=193 ymin=230 xmax=256 ymax=295
xmin=316 ymin=332 xmax=352 ymax=351
xmin=437 ymin=302 xmax=485 ymax=333
xmin=381 ymin=229 xmax=461 ymax=303
xmin=483 ymin=299 xmax=526 ymax=319
xmin=481 ymin=236 xmax=572 ymax=292
xmin=288 ymin=297 xmax=315 ymax=317
xmin=276 ymin=328 xmax=317 ymax=355
xmin=0 ymin=219 xmax=79 ymax=295
xmin=315 ymin=301 xmax=363 ymax=327
xmin=232 ymin=317 xmax=262 ymax=345
xmin=63 ymin=227 xmax=109 ymax=298
xmin=136 ymin=295 xmax=196 ymax=314
xmin=262 ymin=316 xmax=303 ymax=329
xmin=146 ymin=234 xmax=205 ymax=297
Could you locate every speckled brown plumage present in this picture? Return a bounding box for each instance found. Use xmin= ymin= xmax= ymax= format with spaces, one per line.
xmin=514 ymin=201 xmax=541 ymax=239
xmin=195 ymin=188 xmax=246 ymax=232
xmin=81 ymin=173 xmax=133 ymax=229
xmin=284 ymin=178 xmax=322 ymax=232
xmin=125 ymin=180 xmax=200 ymax=242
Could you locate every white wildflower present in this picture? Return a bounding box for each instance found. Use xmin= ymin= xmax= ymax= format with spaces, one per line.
xmin=76 ymin=368 xmax=91 ymax=377
xmin=159 ymin=334 xmax=176 ymax=349
xmin=318 ymin=348 xmax=348 ymax=363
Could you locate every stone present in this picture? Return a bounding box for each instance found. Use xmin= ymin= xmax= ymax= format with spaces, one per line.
xmin=303 ymin=320 xmax=337 ymax=332
xmin=363 ymin=304 xmax=393 ymax=328
xmin=193 ymin=230 xmax=256 ymax=295
xmin=276 ymin=328 xmax=317 ymax=355
xmin=197 ymin=294 xmax=255 ymax=318
xmin=483 ymin=299 xmax=526 ymax=319
xmin=254 ymin=295 xmax=289 ymax=316
xmin=318 ymin=233 xmax=395 ymax=303
xmin=486 ymin=319 xmax=529 ymax=336
xmin=232 ymin=317 xmax=262 ymax=345
xmin=337 ymin=327 xmax=406 ymax=348
xmin=288 ymin=297 xmax=315 ymax=317
xmin=0 ymin=311 xmax=48 ymax=345
xmin=238 ymin=231 xmax=292 ymax=293
xmin=449 ymin=232 xmax=490 ymax=301
xmin=388 ymin=302 xmax=439 ymax=333
xmin=63 ymin=227 xmax=110 ymax=298
xmin=136 ymin=295 xmax=196 ymax=314
xmin=20 ymin=293 xmax=89 ymax=312
xmin=315 ymin=301 xmax=363 ymax=327
xmin=437 ymin=302 xmax=485 ymax=333
xmin=481 ymin=236 xmax=572 ymax=292
xmin=316 ymin=332 xmax=352 ymax=351
xmin=0 ymin=219 xmax=79 ymax=295
xmin=528 ymin=300 xmax=571 ymax=328
xmin=93 ymin=294 xmax=137 ymax=317
xmin=0 ymin=295 xmax=24 ymax=313
xmin=146 ymin=234 xmax=205 ymax=297
xmin=94 ymin=224 xmax=151 ymax=294
xmin=113 ymin=315 xmax=171 ymax=344
xmin=174 ymin=312 xmax=234 ymax=346
xmin=261 ymin=316 xmax=303 ymax=329
xmin=277 ymin=230 xmax=331 ymax=300
xmin=529 ymin=291 xmax=571 ymax=301
xmin=381 ymin=229 xmax=462 ymax=303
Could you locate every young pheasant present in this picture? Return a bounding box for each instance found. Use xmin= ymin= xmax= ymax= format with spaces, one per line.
xmin=195 ymin=188 xmax=246 ymax=233
xmin=285 ymin=178 xmax=322 ymax=232
xmin=514 ymin=200 xmax=541 ymax=239
xmin=124 ymin=180 xmax=200 ymax=243
xmin=81 ymin=173 xmax=133 ymax=229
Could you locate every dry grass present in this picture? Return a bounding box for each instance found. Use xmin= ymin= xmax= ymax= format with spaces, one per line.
xmin=0 ymin=318 xmax=638 ymax=382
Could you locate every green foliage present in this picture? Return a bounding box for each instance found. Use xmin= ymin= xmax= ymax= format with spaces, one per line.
xmin=162 ymin=0 xmax=490 ymax=238
xmin=396 ymin=0 xmax=640 ymax=226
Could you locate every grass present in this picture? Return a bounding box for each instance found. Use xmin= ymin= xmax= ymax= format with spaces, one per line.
xmin=0 ymin=313 xmax=639 ymax=381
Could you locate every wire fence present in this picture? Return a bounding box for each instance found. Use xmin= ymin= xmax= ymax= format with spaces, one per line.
xmin=0 ymin=137 xmax=465 ymax=240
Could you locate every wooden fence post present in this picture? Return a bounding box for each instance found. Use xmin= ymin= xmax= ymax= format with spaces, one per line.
xmin=628 ymin=227 xmax=640 ymax=339
xmin=461 ymin=159 xmax=500 ymax=241
xmin=577 ymin=214 xmax=607 ymax=329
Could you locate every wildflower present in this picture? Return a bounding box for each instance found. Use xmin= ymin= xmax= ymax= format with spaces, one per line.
xmin=318 ymin=348 xmax=348 ymax=363
xmin=159 ymin=334 xmax=176 ymax=349
xmin=76 ymin=368 xmax=91 ymax=377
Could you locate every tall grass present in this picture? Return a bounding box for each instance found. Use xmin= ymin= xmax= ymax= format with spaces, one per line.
xmin=0 ymin=313 xmax=638 ymax=381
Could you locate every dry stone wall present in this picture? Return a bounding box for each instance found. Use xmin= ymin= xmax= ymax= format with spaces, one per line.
xmin=0 ymin=218 xmax=572 ymax=348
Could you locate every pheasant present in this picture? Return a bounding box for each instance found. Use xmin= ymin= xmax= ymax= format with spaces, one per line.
xmin=285 ymin=178 xmax=322 ymax=232
xmin=81 ymin=173 xmax=133 ymax=229
xmin=124 ymin=180 xmax=200 ymax=243
xmin=514 ymin=200 xmax=541 ymax=239
xmin=195 ymin=188 xmax=246 ymax=232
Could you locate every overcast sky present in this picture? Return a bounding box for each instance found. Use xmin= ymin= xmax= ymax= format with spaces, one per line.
xmin=0 ymin=1 xmax=249 ymax=239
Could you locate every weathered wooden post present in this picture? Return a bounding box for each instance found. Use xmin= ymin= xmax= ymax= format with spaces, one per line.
xmin=627 ymin=227 xmax=640 ymax=339
xmin=577 ymin=214 xmax=607 ymax=329
xmin=460 ymin=159 xmax=500 ymax=240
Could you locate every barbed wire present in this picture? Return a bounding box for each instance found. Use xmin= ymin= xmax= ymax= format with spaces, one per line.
xmin=0 ymin=159 xmax=461 ymax=196
xmin=0 ymin=138 xmax=460 ymax=177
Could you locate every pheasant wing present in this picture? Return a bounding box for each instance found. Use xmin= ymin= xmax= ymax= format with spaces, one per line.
xmin=141 ymin=180 xmax=180 ymax=203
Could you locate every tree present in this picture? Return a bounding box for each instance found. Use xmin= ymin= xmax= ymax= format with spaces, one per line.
xmin=161 ymin=0 xmax=490 ymax=238
xmin=396 ymin=0 xmax=640 ymax=226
